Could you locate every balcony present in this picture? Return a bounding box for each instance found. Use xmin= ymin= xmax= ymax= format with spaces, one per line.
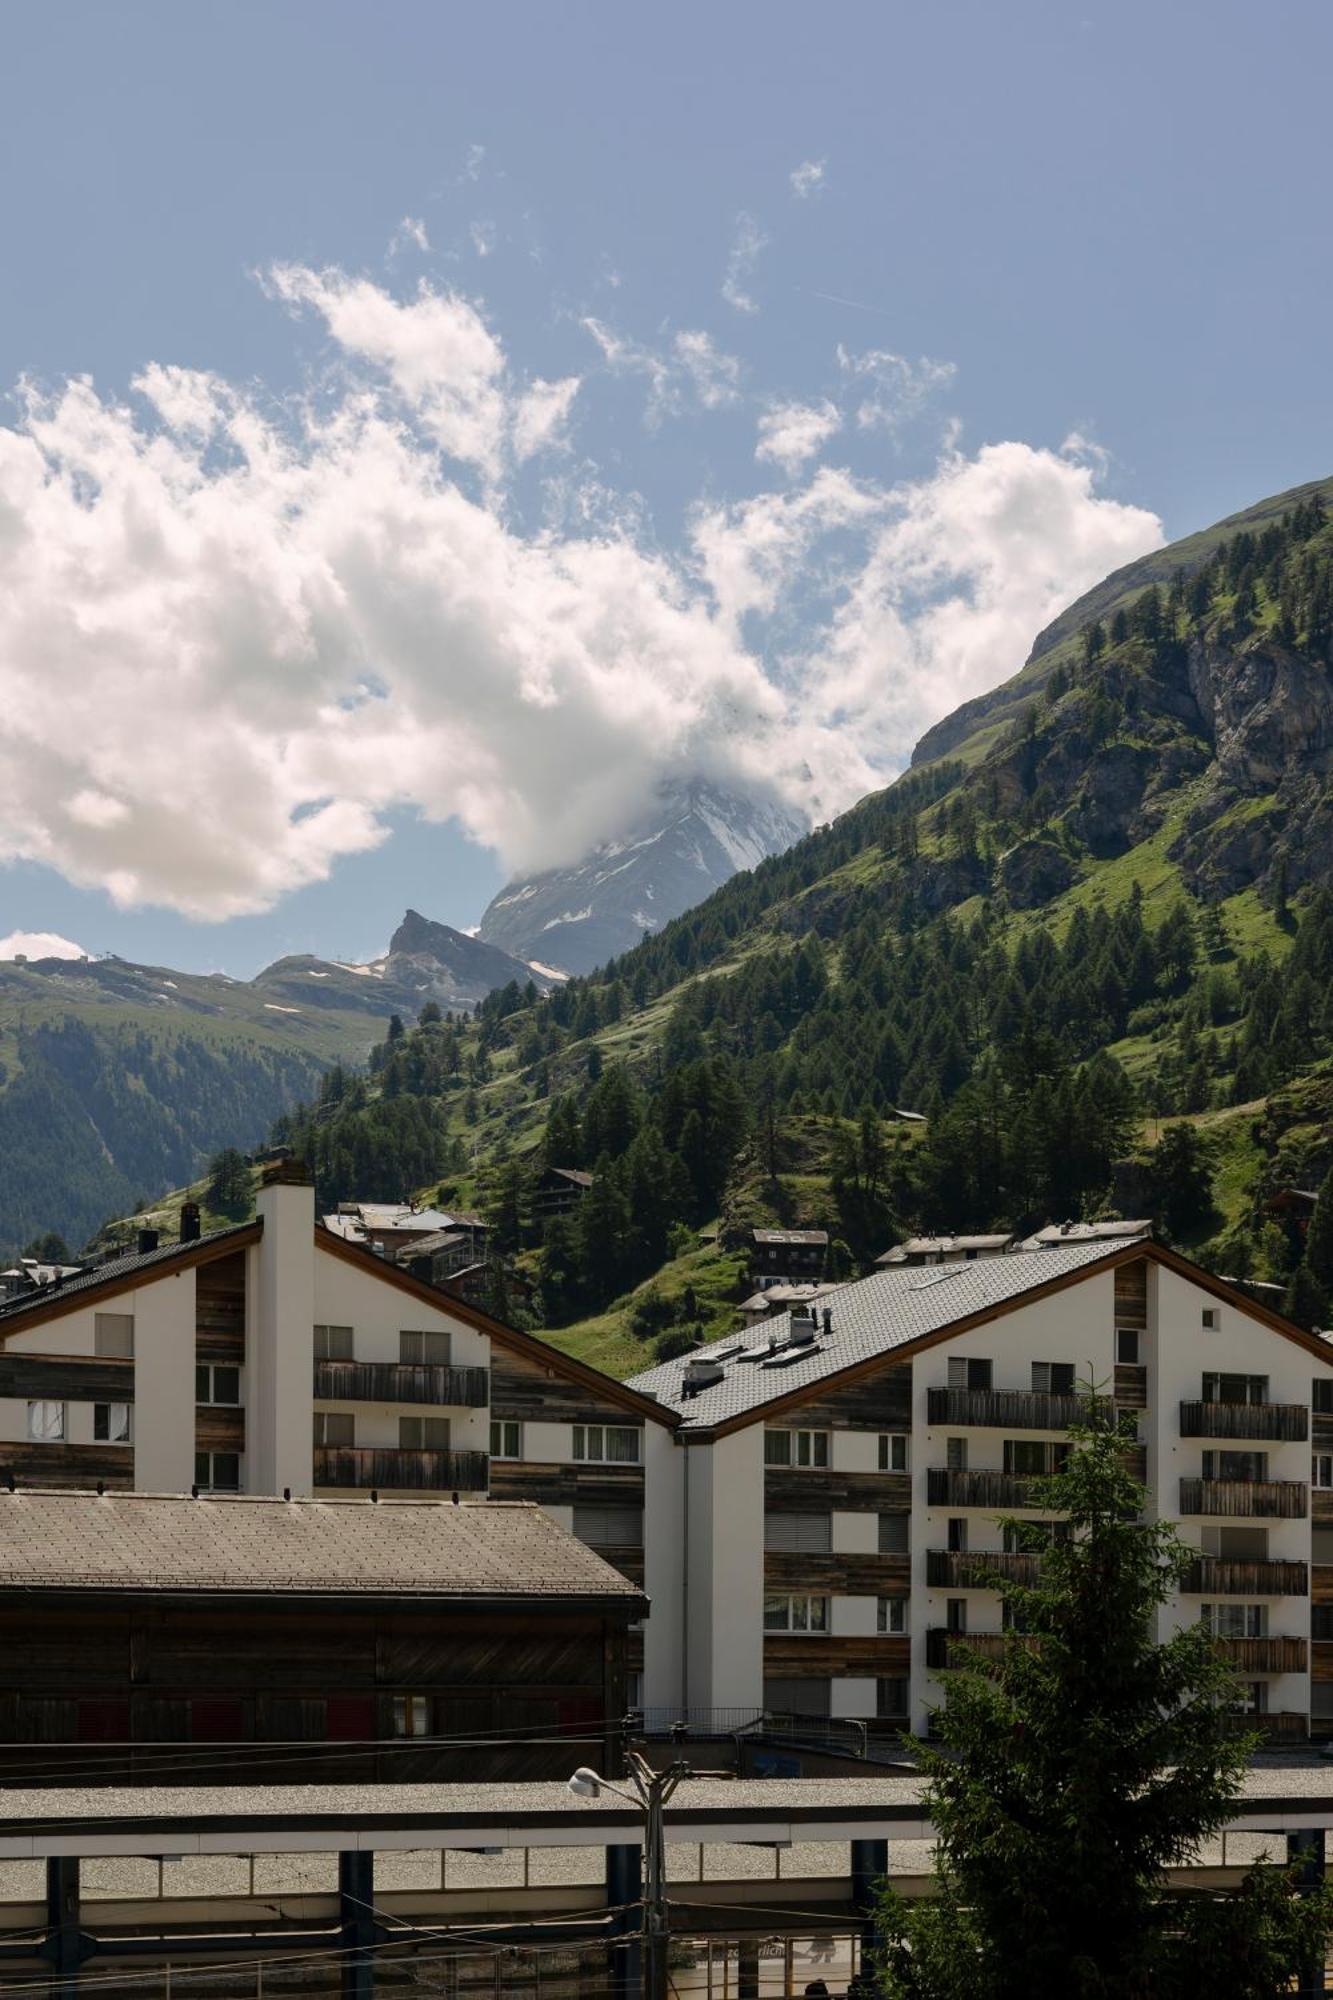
xmin=1178 ymin=1478 xmax=1307 ymax=1520
xmin=925 ymin=1628 xmax=1031 ymax=1669
xmin=927 ymin=1468 xmax=1046 ymax=1510
xmin=313 ymin=1446 xmax=489 ymax=1492
xmin=926 ymin=1388 xmax=1093 ymax=1430
xmin=926 ymin=1549 xmax=1042 ymax=1589
xmin=1214 ymin=1636 xmax=1308 ymax=1674
xmin=1181 ymin=1557 xmax=1308 ymax=1597
xmin=313 ymin=1360 xmax=489 ymax=1407
xmin=1179 ymin=1401 xmax=1308 ymax=1442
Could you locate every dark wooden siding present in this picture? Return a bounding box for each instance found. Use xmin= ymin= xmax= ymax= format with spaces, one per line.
xmin=195 ymin=1252 xmax=246 ymax=1364
xmin=1114 ymin=1260 xmax=1147 ymax=1330
xmin=490 ymin=1348 xmax=648 ymax=1428
xmin=765 ymin=1363 xmax=911 ymax=1434
xmin=195 ymin=1407 xmax=245 ymax=1453
xmin=765 ymin=1551 xmax=909 ymax=1595
xmin=0 ymin=1444 xmax=134 ymax=1489
xmin=762 ymin=1635 xmax=910 ymax=1678
xmin=0 ymin=1355 xmax=135 ymax=1402
xmin=764 ymin=1469 xmax=910 ymax=1512
xmin=489 ymin=1461 xmax=646 ymax=1510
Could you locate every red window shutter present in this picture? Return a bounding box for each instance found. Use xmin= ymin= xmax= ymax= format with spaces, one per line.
xmin=77 ymin=1700 xmax=130 ymax=1743
xmin=326 ymin=1697 xmax=376 ymax=1741
xmin=190 ymin=1699 xmax=246 ymax=1742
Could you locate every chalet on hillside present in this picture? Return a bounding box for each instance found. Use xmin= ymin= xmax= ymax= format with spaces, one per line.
xmin=0 ymin=1489 xmax=643 ymax=1785
xmin=1018 ymin=1218 xmax=1152 ymax=1251
xmin=532 ymin=1166 xmax=595 ymax=1226
xmin=323 ymin=1202 xmax=455 ymax=1255
xmin=876 ymin=1233 xmax=1014 ymax=1268
xmin=399 ymin=1217 xmax=491 ymax=1287
xmin=749 ymin=1227 xmax=828 ymax=1286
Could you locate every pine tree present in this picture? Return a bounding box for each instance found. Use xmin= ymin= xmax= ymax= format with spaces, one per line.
xmin=1305 ymin=1166 xmax=1333 ymax=1294
xmin=875 ymin=1410 xmax=1333 ymax=1998
xmin=1283 ymin=1261 xmax=1328 ymax=1334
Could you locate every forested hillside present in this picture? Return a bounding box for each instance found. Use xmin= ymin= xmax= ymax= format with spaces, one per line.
xmin=266 ymin=477 xmax=1333 ymax=1368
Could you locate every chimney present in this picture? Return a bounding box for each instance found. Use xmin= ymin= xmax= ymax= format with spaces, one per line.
xmin=180 ymin=1202 xmax=201 ymax=1244
xmin=137 ymin=1228 xmax=159 ymax=1256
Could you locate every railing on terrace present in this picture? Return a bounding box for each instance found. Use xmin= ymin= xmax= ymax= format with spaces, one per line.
xmin=1179 ymin=1478 xmax=1308 ymax=1520
xmin=1179 ymin=1401 xmax=1308 ymax=1442
xmin=1214 ymin=1635 xmax=1308 ymax=1674
xmin=1181 ymin=1557 xmax=1308 ymax=1597
xmin=925 ymin=1388 xmax=1098 ymax=1430
xmin=926 ymin=1550 xmax=1043 ymax=1589
xmin=312 ymin=1360 xmax=490 ymax=1407
xmin=926 ymin=1469 xmax=1046 ymax=1509
xmin=312 ymin=1446 xmax=489 ymax=1491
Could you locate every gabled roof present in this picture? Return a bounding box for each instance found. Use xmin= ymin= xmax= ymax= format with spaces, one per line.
xmin=1019 ymin=1218 xmax=1151 ymax=1248
xmin=751 ymin=1228 xmax=829 ymax=1247
xmin=627 ymin=1237 xmax=1333 ymax=1436
xmin=539 ymin=1167 xmax=594 ymax=1189
xmin=0 ymin=1224 xmax=260 ymax=1342
xmin=877 ymin=1233 xmax=1013 ymax=1262
xmin=0 ymin=1490 xmax=643 ymax=1605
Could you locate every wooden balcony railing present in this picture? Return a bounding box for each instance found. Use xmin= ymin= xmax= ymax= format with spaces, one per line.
xmin=1179 ymin=1478 xmax=1308 ymax=1520
xmin=1181 ymin=1557 xmax=1308 ymax=1597
xmin=312 ymin=1360 xmax=490 ymax=1408
xmin=926 ymin=1550 xmax=1042 ymax=1590
xmin=927 ymin=1469 xmax=1046 ymax=1510
xmin=925 ymin=1628 xmax=1032 ymax=1668
xmin=1179 ymin=1401 xmax=1308 ymax=1442
xmin=926 ymin=1388 xmax=1097 ymax=1430
xmin=313 ymin=1446 xmax=489 ymax=1492
xmin=1231 ymin=1711 xmax=1308 ymax=1741
xmin=1214 ymin=1635 xmax=1308 ymax=1674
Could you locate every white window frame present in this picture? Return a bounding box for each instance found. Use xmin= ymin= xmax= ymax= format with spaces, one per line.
xmin=763 ymin=1593 xmax=829 ymax=1633
xmin=877 ymin=1595 xmax=907 ymax=1634
xmin=195 ymin=1364 xmax=241 ymax=1407
xmin=1315 ymin=1455 xmax=1333 ymax=1490
xmin=1200 ymin=1602 xmax=1266 ymax=1638
xmin=491 ymin=1419 xmax=522 ymax=1460
xmin=26 ymin=1400 xmax=64 ymax=1443
xmin=392 ymin=1694 xmax=431 ymax=1737
xmin=878 ymin=1434 xmax=908 ymax=1472
xmin=763 ymin=1428 xmax=830 ymax=1469
xmin=93 ymin=1403 xmax=131 ymax=1445
xmin=400 ymin=1329 xmax=452 ymax=1366
xmin=1115 ymin=1328 xmax=1140 ymax=1365
xmin=572 ymin=1424 xmax=641 ymax=1465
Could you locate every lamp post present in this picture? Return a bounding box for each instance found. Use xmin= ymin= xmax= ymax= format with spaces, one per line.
xmin=569 ymin=1749 xmax=689 ymax=2000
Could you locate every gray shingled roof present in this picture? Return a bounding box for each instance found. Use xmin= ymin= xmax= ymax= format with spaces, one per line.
xmin=0 ymin=1492 xmax=642 ymax=1601
xmin=0 ymin=1222 xmax=257 ymax=1330
xmin=627 ymin=1241 xmax=1124 ymax=1429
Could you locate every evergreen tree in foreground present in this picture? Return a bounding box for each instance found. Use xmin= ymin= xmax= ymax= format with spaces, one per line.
xmin=875 ymin=1408 xmax=1333 ymax=1999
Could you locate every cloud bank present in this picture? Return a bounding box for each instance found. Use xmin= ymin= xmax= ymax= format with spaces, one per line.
xmin=0 ymin=265 xmax=1163 ymax=920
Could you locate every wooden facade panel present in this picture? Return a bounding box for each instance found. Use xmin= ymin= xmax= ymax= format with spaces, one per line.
xmin=195 ymin=1252 xmax=247 ymax=1364
xmin=488 ymin=1462 xmax=645 ymax=1510
xmin=1314 ymin=1565 xmax=1333 ymax=1606
xmin=376 ymin=1620 xmax=604 ymax=1689
xmin=1114 ymin=1261 xmax=1148 ymax=1330
xmin=1312 ymin=1643 xmax=1333 ymax=1685
xmin=589 ymin=1546 xmax=646 ymax=1589
xmin=764 ymin=1551 xmax=909 ymax=1595
xmin=195 ymin=1407 xmax=245 ymax=1453
xmin=762 ymin=1635 xmax=910 ymax=1678
xmin=764 ymin=1469 xmax=911 ymax=1512
xmin=1113 ymin=1364 xmax=1148 ymax=1410
xmin=0 ymin=1609 xmax=131 ymax=1689
xmin=0 ymin=1356 xmax=135 ymax=1403
xmin=1314 ymin=1490 xmax=1333 ymax=1526
xmin=769 ymin=1364 xmax=912 ymax=1433
xmin=0 ymin=1444 xmax=135 ymax=1489
xmin=490 ymin=1351 xmax=646 ymax=1428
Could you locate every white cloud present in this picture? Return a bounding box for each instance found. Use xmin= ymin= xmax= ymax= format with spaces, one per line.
xmin=722 ymin=212 xmax=768 ymax=314
xmin=789 ymin=159 xmax=826 ymax=200
xmin=388 ymin=216 xmax=430 ymax=256
xmin=837 ymin=344 xmax=957 ymax=434
xmin=0 ymin=931 xmax=88 ymax=962
xmin=672 ymin=331 xmax=741 ymax=410
xmin=469 ymin=219 xmax=496 ymax=259
xmin=460 ymin=143 xmax=486 ymax=183
xmin=0 ymin=266 xmax=1163 ymax=923
xmin=755 ymin=398 xmax=842 ymax=477
xmin=581 ymin=318 xmax=740 ymax=426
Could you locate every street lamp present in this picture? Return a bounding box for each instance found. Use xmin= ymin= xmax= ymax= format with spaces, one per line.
xmin=568 ymin=1748 xmax=689 ymax=2000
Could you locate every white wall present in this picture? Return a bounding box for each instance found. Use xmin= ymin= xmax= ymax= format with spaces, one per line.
xmin=642 ymin=1424 xmax=685 ymax=1711
xmin=133 ymin=1269 xmax=198 ymax=1491
xmin=250 ymin=1186 xmax=314 ymax=1495
xmin=312 ymin=1252 xmax=488 ymax=1368
xmin=685 ymin=1428 xmax=764 ymax=1712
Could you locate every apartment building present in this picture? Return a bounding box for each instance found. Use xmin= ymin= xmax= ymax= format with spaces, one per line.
xmin=626 ymin=1238 xmax=1333 ymax=1739
xmin=0 ymin=1163 xmax=676 ymax=1708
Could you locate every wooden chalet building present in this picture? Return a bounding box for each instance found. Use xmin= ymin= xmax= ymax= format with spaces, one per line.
xmin=0 ymin=1489 xmax=642 ymax=1784
xmin=749 ymin=1227 xmax=829 ymax=1286
xmin=531 ymin=1166 xmax=595 ymax=1226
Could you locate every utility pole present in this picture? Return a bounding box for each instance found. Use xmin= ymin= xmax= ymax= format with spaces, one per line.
xmin=570 ymin=1748 xmax=691 ymax=2000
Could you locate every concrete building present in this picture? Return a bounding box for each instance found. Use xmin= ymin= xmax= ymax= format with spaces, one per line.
xmin=626 ymin=1238 xmax=1333 ymax=1740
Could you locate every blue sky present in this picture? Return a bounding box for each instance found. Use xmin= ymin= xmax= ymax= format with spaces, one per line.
xmin=0 ymin=0 xmax=1329 ymax=975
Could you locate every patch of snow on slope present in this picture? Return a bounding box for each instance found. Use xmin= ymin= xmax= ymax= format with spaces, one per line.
xmin=542 ymin=907 xmax=594 ymax=929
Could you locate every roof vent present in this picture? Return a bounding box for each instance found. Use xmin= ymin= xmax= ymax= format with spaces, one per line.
xmin=788 ymin=1314 xmax=818 ymax=1348
xmin=682 ymin=1357 xmax=725 ymax=1397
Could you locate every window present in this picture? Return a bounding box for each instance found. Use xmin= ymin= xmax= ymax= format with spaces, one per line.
xmin=1234 ymin=1681 xmax=1269 ymax=1716
xmin=572 ymin=1424 xmax=641 ymax=1464
xmin=1202 ymin=1373 xmax=1268 ymax=1406
xmin=946 ymin=1516 xmax=967 ymax=1553
xmin=878 ymin=1434 xmax=908 ymax=1472
xmin=878 ymin=1596 xmax=907 ymax=1634
xmin=400 ymin=1329 xmax=451 ymax=1365
xmin=194 ymin=1451 xmax=240 ymax=1492
xmin=1004 ymin=1440 xmax=1068 ymax=1477
xmin=1116 ymin=1328 xmax=1140 ymax=1365
xmin=93 ymin=1403 xmax=130 ymax=1444
xmin=195 ymin=1365 xmax=240 ymax=1406
xmin=1005 ymin=1520 xmax=1070 ymax=1552
xmin=879 ymin=1513 xmax=910 ymax=1555
xmin=1199 ymin=1603 xmax=1267 ymax=1638
xmin=764 ymin=1512 xmax=831 ymax=1553
xmin=313 ymin=1325 xmax=354 ymax=1361
xmin=1313 ymin=1682 xmax=1333 ymax=1718
xmin=946 ymin=1436 xmax=968 ymax=1472
xmin=94 ymin=1313 xmax=134 ymax=1358
xmin=1201 ymin=1307 xmax=1220 ymax=1331
xmin=1315 ymin=1456 xmax=1333 ymax=1490
xmin=313 ymin=1412 xmax=354 ymax=1446
xmin=764 ymin=1428 xmax=829 ymax=1469
xmin=948 ymin=1357 xmax=992 ymax=1391
xmin=1314 ymin=1528 xmax=1333 ymax=1564
xmin=573 ymin=1505 xmax=644 ymax=1547
xmin=1203 ymin=1526 xmax=1268 ymax=1558
xmin=763 ymin=1593 xmax=829 ymax=1632
xmin=1202 ymin=1450 xmax=1267 ymax=1481
xmin=1315 ymin=1380 xmax=1333 ymax=1415
xmin=491 ymin=1420 xmax=521 ymax=1459
xmin=763 ymin=1677 xmax=830 ymax=1717
xmin=393 ymin=1695 xmax=432 ymax=1737
xmin=399 ymin=1415 xmax=451 ymax=1449
xmin=945 ymin=1597 xmax=967 ymax=1634
xmin=1031 ymin=1362 xmax=1075 ymax=1395
xmin=26 ymin=1400 xmax=64 ymax=1443
xmin=1313 ymin=1606 xmax=1333 ymax=1641
xmin=876 ymin=1677 xmax=908 ymax=1719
